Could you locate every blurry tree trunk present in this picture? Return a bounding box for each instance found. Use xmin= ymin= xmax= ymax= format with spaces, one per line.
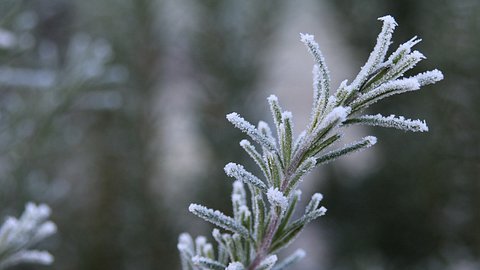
xmin=78 ymin=0 xmax=175 ymax=269
xmin=190 ymin=0 xmax=287 ymax=216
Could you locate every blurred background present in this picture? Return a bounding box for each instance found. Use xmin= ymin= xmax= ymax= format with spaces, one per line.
xmin=0 ymin=0 xmax=478 ymax=269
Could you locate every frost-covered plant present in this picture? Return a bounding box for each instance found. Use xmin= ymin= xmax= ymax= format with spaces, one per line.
xmin=178 ymin=15 xmax=443 ymax=270
xmin=0 ymin=203 xmax=56 ymax=269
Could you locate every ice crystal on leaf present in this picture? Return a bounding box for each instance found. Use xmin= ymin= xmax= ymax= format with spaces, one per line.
xmin=179 ymin=15 xmax=443 ymax=270
xmin=266 ymin=188 xmax=288 ymax=214
xmin=226 ymin=262 xmax=245 ymax=270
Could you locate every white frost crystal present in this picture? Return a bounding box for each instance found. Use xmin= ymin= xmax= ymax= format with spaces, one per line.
xmin=365 ymin=136 xmax=377 ymax=146
xmin=258 ymin=254 xmax=278 ymax=270
xmin=412 ymin=69 xmax=444 ymax=86
xmin=323 ymin=106 xmax=350 ymax=125
xmin=226 ymin=262 xmax=245 ymax=270
xmin=267 ymin=188 xmax=288 ymax=213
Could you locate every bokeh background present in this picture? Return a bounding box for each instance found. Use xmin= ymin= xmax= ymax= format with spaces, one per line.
xmin=0 ymin=0 xmax=478 ymax=269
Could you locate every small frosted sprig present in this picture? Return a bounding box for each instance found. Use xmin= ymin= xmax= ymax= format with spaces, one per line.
xmin=179 ymin=233 xmax=228 ymax=270
xmin=349 ymin=15 xmax=397 ymax=92
xmin=0 ymin=203 xmax=56 ymax=269
xmin=305 ymin=193 xmax=324 ymax=214
xmin=179 ymin=15 xmax=443 ymax=270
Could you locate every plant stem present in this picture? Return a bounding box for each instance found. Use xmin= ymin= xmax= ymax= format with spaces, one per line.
xmin=247 ymin=213 xmax=280 ymax=270
xmin=248 ymin=160 xmax=298 ymax=270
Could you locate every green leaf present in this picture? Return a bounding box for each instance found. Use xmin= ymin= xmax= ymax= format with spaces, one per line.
xmin=267 ymin=95 xmax=284 ymax=141
xmin=240 ymin=140 xmax=270 ymax=181
xmin=274 ymin=190 xmax=301 ymax=239
xmin=280 ymin=112 xmax=293 ymax=167
xmin=192 ymin=256 xmax=226 ymax=270
xmin=189 ymin=204 xmax=250 ymax=239
xmin=316 ymin=136 xmax=377 ymax=165
xmin=269 ymin=224 xmax=304 ymax=253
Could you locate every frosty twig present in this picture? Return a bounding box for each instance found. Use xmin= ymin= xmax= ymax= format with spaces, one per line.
xmin=179 ymin=15 xmax=443 ymax=270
